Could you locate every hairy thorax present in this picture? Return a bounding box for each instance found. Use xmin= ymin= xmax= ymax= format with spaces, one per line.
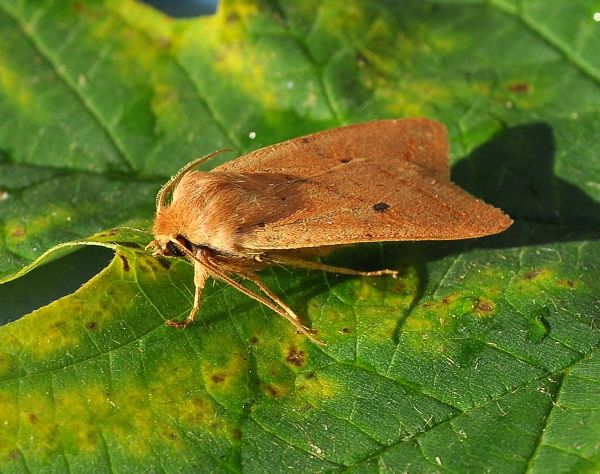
xmin=152 ymin=170 xmax=304 ymax=256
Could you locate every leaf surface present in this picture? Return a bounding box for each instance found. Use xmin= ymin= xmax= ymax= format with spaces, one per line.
xmin=0 ymin=1 xmax=599 ymax=472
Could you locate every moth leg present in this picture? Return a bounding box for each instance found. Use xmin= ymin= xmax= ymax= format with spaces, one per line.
xmin=231 ymin=272 xmax=326 ymax=346
xmin=162 ymin=243 xmax=325 ymax=344
xmin=266 ymin=255 xmax=398 ymax=278
xmin=145 ymin=239 xmax=160 ymax=254
xmin=165 ymin=262 xmax=208 ymax=329
xmin=200 ymin=261 xmax=326 ymax=346
xmin=232 ymin=274 xmax=324 ymax=346
xmin=235 ymin=269 xmax=325 ymax=344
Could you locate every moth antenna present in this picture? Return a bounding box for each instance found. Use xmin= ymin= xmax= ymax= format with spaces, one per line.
xmin=156 ymin=148 xmax=233 ymax=211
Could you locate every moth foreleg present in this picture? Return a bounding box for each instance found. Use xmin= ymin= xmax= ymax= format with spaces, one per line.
xmin=265 ymin=254 xmax=398 ymax=278
xmin=165 ymin=262 xmax=208 ymax=328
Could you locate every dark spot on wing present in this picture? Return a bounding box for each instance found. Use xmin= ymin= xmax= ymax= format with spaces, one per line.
xmin=372 ymin=202 xmax=390 ymax=212
xmin=339 ymin=158 xmax=351 ymax=163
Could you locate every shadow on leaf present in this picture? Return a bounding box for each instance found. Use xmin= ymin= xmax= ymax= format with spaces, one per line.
xmin=453 ymin=122 xmax=600 ymax=231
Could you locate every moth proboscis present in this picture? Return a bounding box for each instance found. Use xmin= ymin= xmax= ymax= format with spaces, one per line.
xmin=148 ymin=118 xmax=512 ymax=345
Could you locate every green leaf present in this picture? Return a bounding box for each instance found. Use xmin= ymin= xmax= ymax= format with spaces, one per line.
xmin=1 ymin=1 xmax=599 ymax=472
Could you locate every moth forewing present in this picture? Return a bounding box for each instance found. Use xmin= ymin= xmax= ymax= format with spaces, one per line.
xmin=150 ymin=118 xmax=512 ymax=344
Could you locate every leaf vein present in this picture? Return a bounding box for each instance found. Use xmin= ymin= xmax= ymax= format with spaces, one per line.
xmin=1 ymin=4 xmax=136 ymax=173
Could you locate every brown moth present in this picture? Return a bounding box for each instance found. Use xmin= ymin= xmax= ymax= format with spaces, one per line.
xmin=147 ymin=118 xmax=512 ymax=344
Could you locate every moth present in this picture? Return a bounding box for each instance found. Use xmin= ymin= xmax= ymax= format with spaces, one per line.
xmin=148 ymin=118 xmax=512 ymax=344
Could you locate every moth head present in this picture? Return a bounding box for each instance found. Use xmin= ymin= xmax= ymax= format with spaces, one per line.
xmin=148 ymin=234 xmax=194 ymax=258
xmin=149 ymin=149 xmax=231 ymax=259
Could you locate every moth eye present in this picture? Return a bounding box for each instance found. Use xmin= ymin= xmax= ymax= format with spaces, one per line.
xmin=176 ymin=234 xmax=194 ymax=251
xmin=166 ymin=241 xmax=185 ymax=257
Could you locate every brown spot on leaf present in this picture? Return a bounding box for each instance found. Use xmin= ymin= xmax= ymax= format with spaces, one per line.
xmin=524 ymin=269 xmax=540 ymax=280
xmin=157 ymin=36 xmax=171 ymax=49
xmin=119 ymin=254 xmax=130 ymax=272
xmin=474 ymin=299 xmax=495 ymax=313
xmin=356 ymin=52 xmax=367 ymax=67
xmin=442 ymin=296 xmax=451 ymax=305
xmin=286 ymin=348 xmax=305 ymax=366
xmin=341 ymin=327 xmax=351 ymax=334
xmin=249 ymin=336 xmax=259 ymax=345
xmin=11 ymin=227 xmax=25 ymax=237
xmin=9 ymin=450 xmax=20 ymax=460
xmin=158 ymin=258 xmax=172 ymax=270
xmin=231 ymin=428 xmax=242 ymax=441
xmin=29 ymin=413 xmax=38 ymax=424
xmin=508 ymin=82 xmax=530 ymax=93
xmin=226 ymin=11 xmax=239 ymax=22
xmin=86 ymin=322 xmax=98 ymax=331
xmin=72 ymin=2 xmax=97 ymax=17
xmin=211 ymin=373 xmax=226 ymax=384
xmin=557 ymin=279 xmax=575 ymax=288
xmin=265 ymin=385 xmax=280 ymax=397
